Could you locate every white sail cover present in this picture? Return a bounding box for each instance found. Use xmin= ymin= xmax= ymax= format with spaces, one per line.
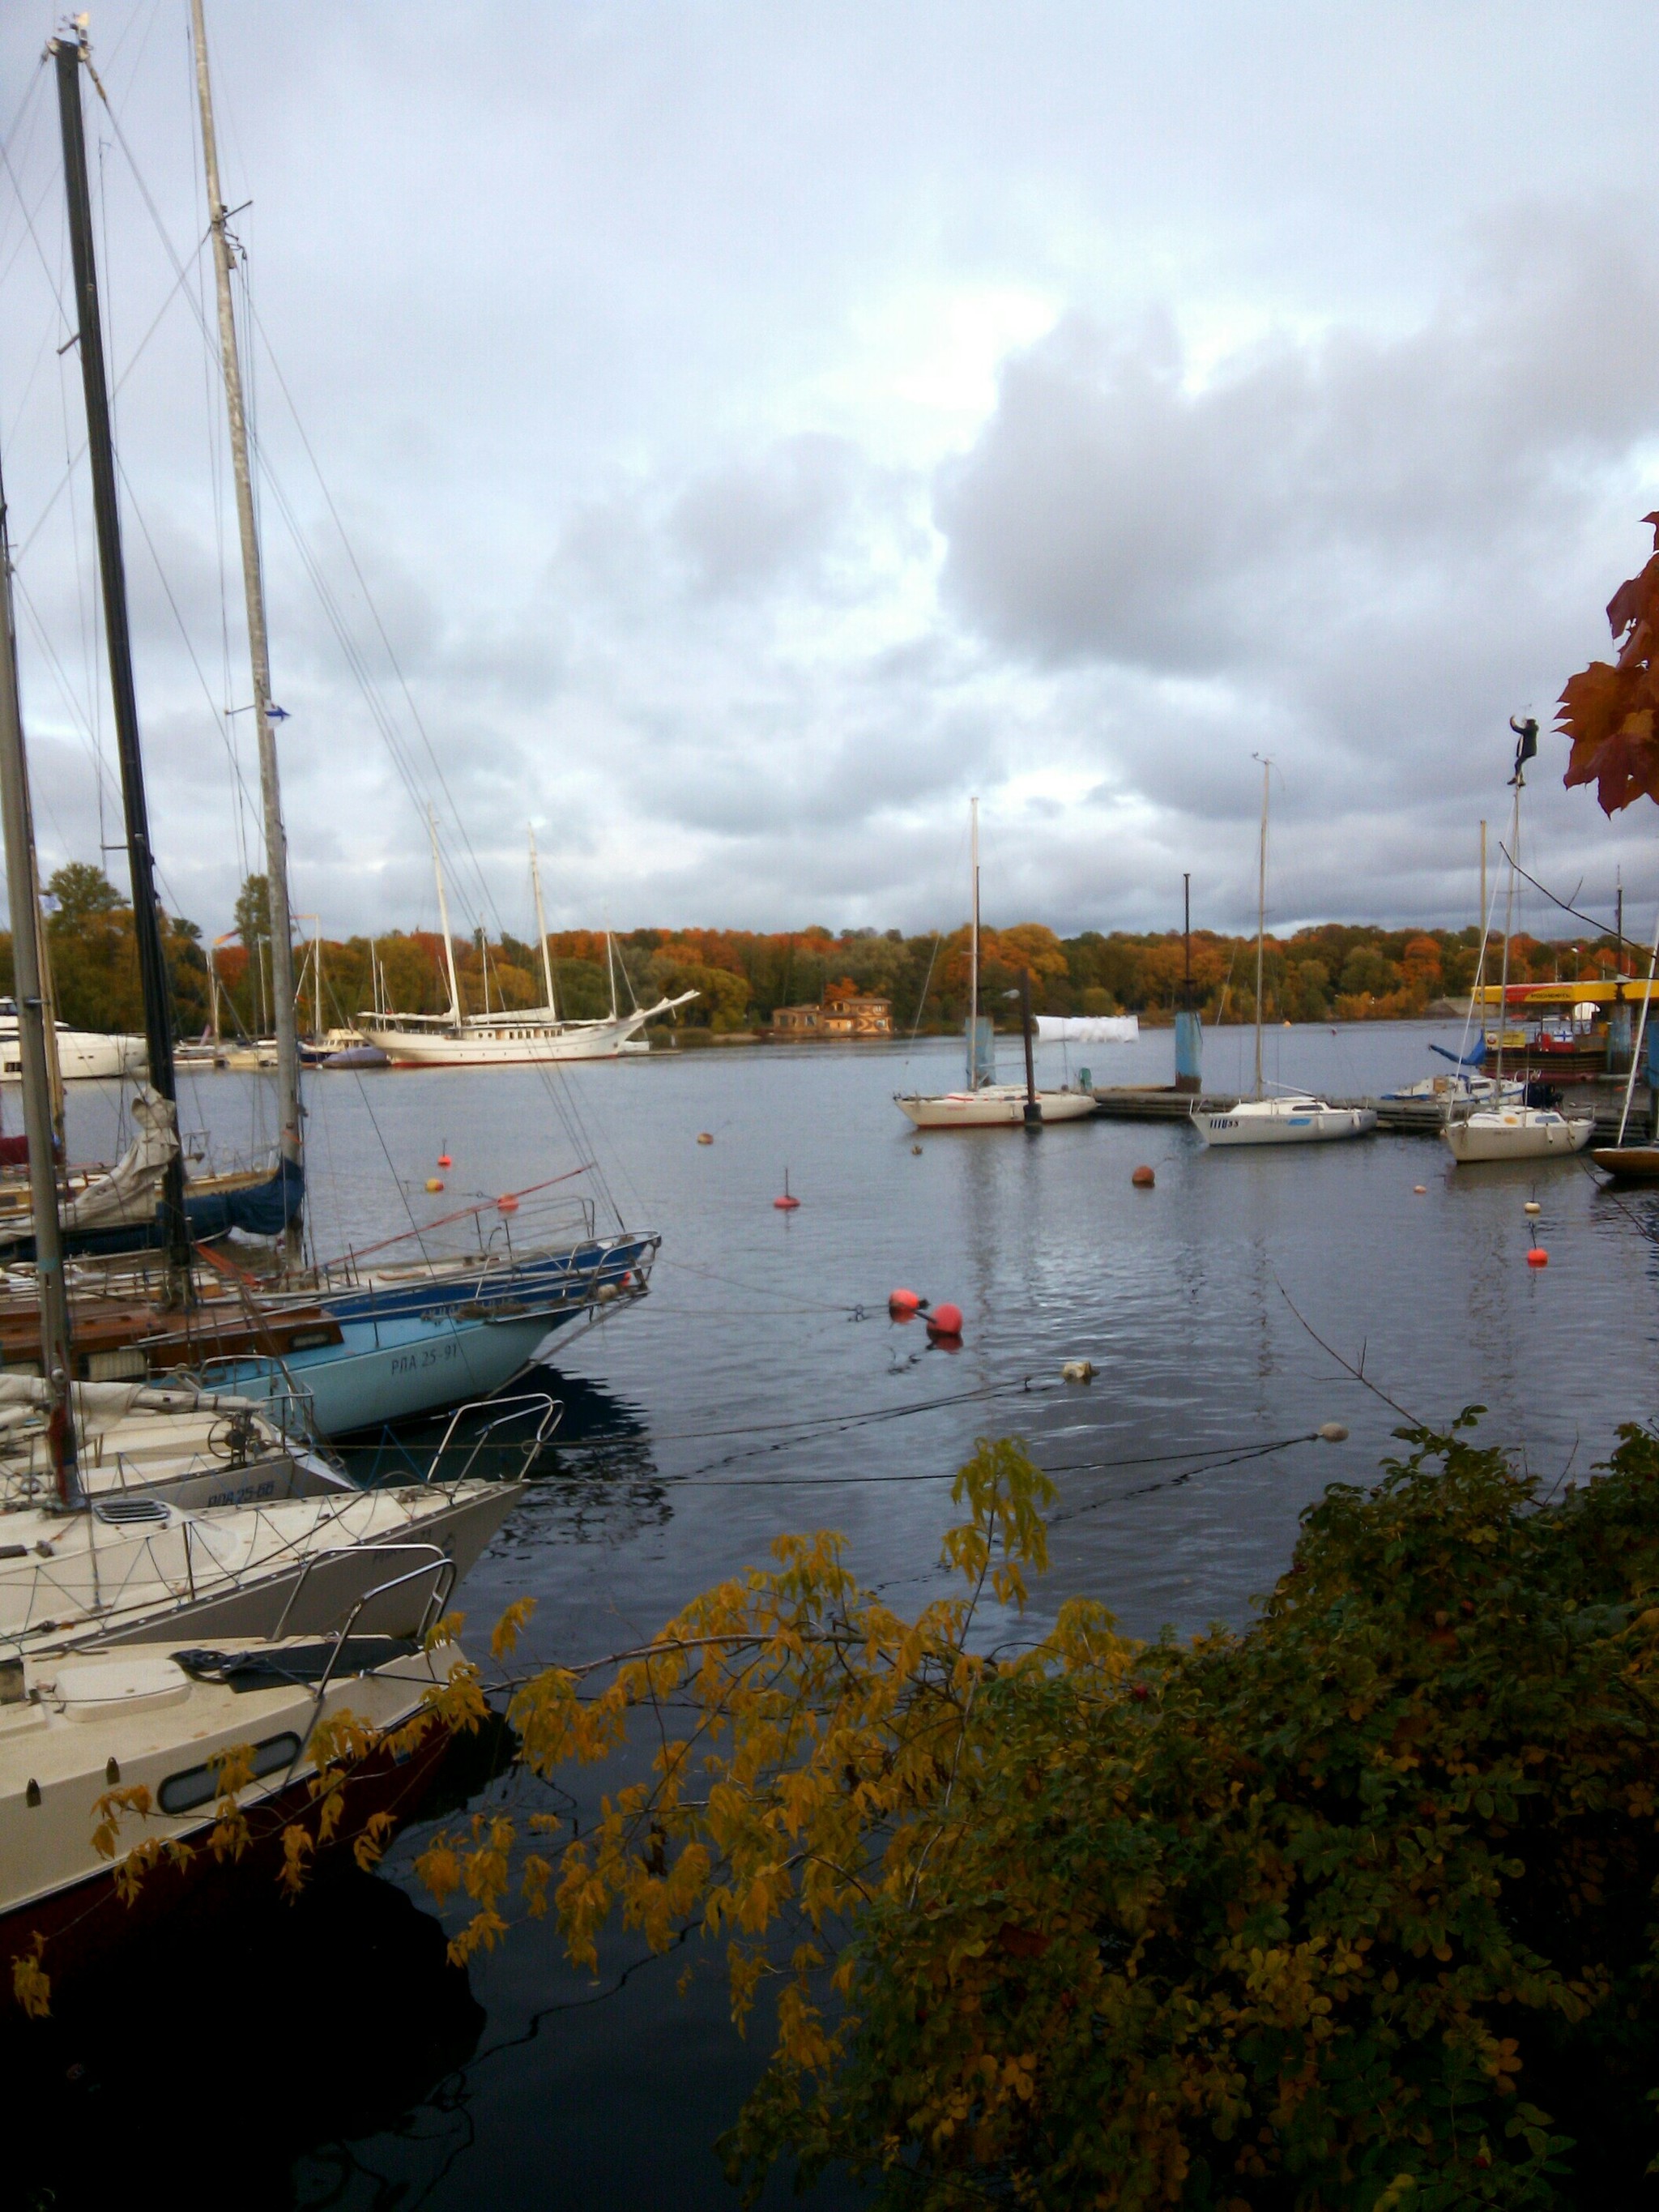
xmin=1034 ymin=1015 xmax=1140 ymax=1044
xmin=61 ymin=1084 xmax=179 ymax=1234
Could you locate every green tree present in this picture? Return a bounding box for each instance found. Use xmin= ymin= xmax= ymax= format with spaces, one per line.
xmin=233 ymin=873 xmax=271 ymax=948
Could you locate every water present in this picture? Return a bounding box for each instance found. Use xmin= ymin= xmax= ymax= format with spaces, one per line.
xmin=21 ymin=1022 xmax=1659 ymax=2207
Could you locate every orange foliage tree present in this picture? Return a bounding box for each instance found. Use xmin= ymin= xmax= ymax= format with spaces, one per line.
xmin=1559 ymin=512 xmax=1659 ymax=812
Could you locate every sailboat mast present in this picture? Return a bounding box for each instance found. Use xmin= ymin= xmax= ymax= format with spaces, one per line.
xmin=1494 ymin=778 xmax=1521 ymax=1088
xmin=53 ymin=33 xmax=190 ymax=1295
xmin=429 ymin=808 xmax=463 ymax=1025
xmin=530 ymin=827 xmax=557 ymax=1015
xmin=0 ymin=472 xmax=80 ymax=1506
xmin=969 ymin=795 xmax=980 ymax=1086
xmin=189 ymin=0 xmax=302 ymax=1258
xmin=1253 ymin=758 xmax=1269 ymax=1099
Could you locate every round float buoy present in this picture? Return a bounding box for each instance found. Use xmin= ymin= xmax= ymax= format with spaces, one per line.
xmin=1131 ymin=1164 xmax=1154 ymax=1189
xmin=497 ymin=1194 xmax=519 ymax=1214
xmin=1526 ymin=1247 xmax=1548 ymax=1268
xmin=1413 ymin=1185 xmax=1427 ymax=1194
xmin=1523 ymin=1200 xmax=1542 ymax=1216
xmin=1318 ymin=1422 xmax=1350 ymax=1442
xmin=424 ymin=1177 xmax=445 ymax=1194
xmin=889 ymin=1287 xmax=921 ymax=1317
xmin=927 ymin=1301 xmax=963 ymax=1339
xmin=774 ymin=1193 xmax=800 ymax=1211
xmin=697 ymin=1132 xmax=714 ymax=1146
xmin=1062 ymin=1359 xmax=1094 ymax=1383
xmin=437 ymin=1152 xmax=452 ymax=1169
xmin=911 ymin=1143 xmax=923 ymax=1155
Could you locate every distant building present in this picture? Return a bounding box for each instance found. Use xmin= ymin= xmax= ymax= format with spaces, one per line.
xmin=771 ymin=978 xmax=892 ymax=1038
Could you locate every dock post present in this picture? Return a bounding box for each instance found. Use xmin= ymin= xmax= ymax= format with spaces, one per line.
xmin=1174 ymin=872 xmax=1202 ymax=1092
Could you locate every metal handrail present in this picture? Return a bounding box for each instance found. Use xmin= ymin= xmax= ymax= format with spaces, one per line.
xmin=309 ymin=1551 xmax=458 ymax=1704
xmin=268 ymin=1539 xmax=450 ymax=1643
xmin=426 ymin=1391 xmax=562 ymax=1484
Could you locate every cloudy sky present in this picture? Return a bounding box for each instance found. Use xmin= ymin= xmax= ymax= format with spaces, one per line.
xmin=2 ymin=2 xmax=1657 ymax=946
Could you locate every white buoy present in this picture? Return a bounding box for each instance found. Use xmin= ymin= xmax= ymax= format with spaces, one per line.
xmin=1317 ymin=1422 xmax=1349 ymax=1442
xmin=1061 ymin=1360 xmax=1094 ymax=1384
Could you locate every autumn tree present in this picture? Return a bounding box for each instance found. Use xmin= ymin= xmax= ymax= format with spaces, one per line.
xmin=1559 ymin=511 xmax=1659 ymax=811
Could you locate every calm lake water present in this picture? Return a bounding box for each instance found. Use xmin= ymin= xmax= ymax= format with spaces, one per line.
xmin=20 ymin=1021 xmax=1659 ymax=2209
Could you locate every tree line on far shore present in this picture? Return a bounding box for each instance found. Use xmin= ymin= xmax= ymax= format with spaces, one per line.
xmin=0 ymin=864 xmax=1644 ymax=1038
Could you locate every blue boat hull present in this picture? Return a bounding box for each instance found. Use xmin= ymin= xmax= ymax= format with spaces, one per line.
xmin=201 ymin=1232 xmax=658 ymax=1436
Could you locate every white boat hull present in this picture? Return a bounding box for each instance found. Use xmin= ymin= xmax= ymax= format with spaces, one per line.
xmin=1440 ymin=1110 xmax=1594 ymax=1163
xmin=1195 ymin=1098 xmax=1376 ymax=1147
xmin=360 ymin=989 xmax=697 ymax=1067
xmin=895 ymin=1087 xmax=1097 ymax=1129
xmin=0 ymin=1024 xmax=143 ymax=1082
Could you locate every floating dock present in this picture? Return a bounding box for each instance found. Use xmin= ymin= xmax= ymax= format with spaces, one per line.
xmin=1090 ymin=1084 xmax=1653 ymax=1140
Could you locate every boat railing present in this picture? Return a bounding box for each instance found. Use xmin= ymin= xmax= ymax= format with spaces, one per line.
xmin=426 ymin=1391 xmax=562 ymax=1484
xmin=306 ymin=1552 xmax=459 ymax=1708
xmin=269 ymin=1539 xmax=453 ymax=1649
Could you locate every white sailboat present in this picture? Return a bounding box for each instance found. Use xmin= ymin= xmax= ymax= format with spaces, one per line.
xmin=359 ymin=819 xmax=697 ymax=1065
xmin=1441 ymin=721 xmax=1593 ymax=1165
xmin=895 ymin=800 xmax=1096 ymax=1129
xmin=1193 ymin=761 xmax=1375 ymax=1149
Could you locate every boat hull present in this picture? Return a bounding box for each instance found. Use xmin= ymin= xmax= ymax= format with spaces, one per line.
xmin=0 ymin=1026 xmax=143 ymax=1083
xmin=1441 ymin=1112 xmax=1594 ymax=1163
xmin=211 ymin=1308 xmax=562 ymax=1435
xmin=1593 ymin=1145 xmax=1659 ymax=1180
xmin=895 ymin=1088 xmax=1096 ymax=1129
xmin=1195 ymin=1101 xmax=1376 ymax=1147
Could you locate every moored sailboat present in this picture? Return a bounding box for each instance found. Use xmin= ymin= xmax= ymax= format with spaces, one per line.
xmin=895 ymin=800 xmax=1096 ymax=1129
xmin=1193 ymin=762 xmax=1375 ymax=1150
xmin=1442 ymin=722 xmax=1593 ymax=1165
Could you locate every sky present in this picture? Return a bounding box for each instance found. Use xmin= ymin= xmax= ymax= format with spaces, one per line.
xmin=2 ymin=2 xmax=1659 ymax=949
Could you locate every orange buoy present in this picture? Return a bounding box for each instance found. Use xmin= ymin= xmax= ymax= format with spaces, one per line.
xmin=1414 ymin=1185 xmax=1427 ymax=1194
xmin=889 ymin=1287 xmax=921 ymax=1317
xmin=927 ymin=1300 xmax=963 ymax=1339
xmin=497 ymin=1194 xmax=519 ymax=1214
xmin=437 ymin=1152 xmax=452 ymax=1169
xmin=1131 ymin=1164 xmax=1154 ymax=1189
xmin=424 ymin=1177 xmax=445 ymax=1194
xmin=774 ymin=1168 xmax=800 ymax=1211
xmin=697 ymin=1132 xmax=714 ymax=1145
xmin=1525 ymin=1247 xmax=1548 ymax=1268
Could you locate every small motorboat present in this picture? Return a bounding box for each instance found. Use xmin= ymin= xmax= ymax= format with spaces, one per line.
xmin=1193 ymin=1095 xmax=1376 ymax=1148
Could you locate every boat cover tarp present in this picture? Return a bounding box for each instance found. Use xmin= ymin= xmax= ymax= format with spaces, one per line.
xmin=61 ymin=1084 xmax=178 ymax=1236
xmin=185 ymin=1153 xmax=305 ymax=1241
xmin=1034 ymin=1015 xmax=1141 ymax=1044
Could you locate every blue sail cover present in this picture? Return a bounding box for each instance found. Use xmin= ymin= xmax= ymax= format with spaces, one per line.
xmin=184 ymin=1154 xmax=304 ymax=1241
xmin=1429 ymin=1036 xmax=1486 ymax=1070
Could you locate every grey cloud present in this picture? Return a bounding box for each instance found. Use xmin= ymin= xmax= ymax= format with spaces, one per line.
xmin=670 ymin=435 xmax=862 ymax=598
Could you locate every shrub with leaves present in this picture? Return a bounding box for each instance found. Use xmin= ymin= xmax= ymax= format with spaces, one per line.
xmin=417 ymin=1420 xmax=1659 ymax=2208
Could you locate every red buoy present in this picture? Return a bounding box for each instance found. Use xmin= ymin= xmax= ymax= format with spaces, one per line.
xmin=1526 ymin=1247 xmax=1548 ymax=1268
xmin=437 ymin=1152 xmax=453 ymax=1169
xmin=774 ymin=1168 xmax=800 ymax=1211
xmin=497 ymin=1194 xmax=519 ymax=1214
xmin=1131 ymin=1164 xmax=1154 ymax=1189
xmin=889 ymin=1287 xmax=921 ymax=1317
xmin=927 ymin=1301 xmax=963 ymax=1339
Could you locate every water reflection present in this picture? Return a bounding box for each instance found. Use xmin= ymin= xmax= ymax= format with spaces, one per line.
xmin=3 ymin=1872 xmax=482 ymax=2212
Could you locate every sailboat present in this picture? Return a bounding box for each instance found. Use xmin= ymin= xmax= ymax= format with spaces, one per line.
xmin=358 ymin=822 xmax=697 ymax=1066
xmin=1192 ymin=762 xmax=1375 ymax=1148
xmin=0 ymin=28 xmax=520 ymax=1634
xmin=895 ymin=800 xmax=1096 ymax=1129
xmin=1441 ymin=722 xmax=1593 ymax=1165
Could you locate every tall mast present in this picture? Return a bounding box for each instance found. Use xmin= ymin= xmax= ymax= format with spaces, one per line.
xmin=189 ymin=0 xmax=302 ymax=1260
xmin=53 ymin=33 xmax=190 ymax=1298
xmin=1253 ymin=757 xmax=1269 ymax=1099
xmin=429 ymin=807 xmax=463 ymax=1025
xmin=0 ymin=469 xmax=80 ymax=1506
xmin=968 ymin=795 xmax=980 ymax=1087
xmin=530 ymin=826 xmax=557 ymax=1015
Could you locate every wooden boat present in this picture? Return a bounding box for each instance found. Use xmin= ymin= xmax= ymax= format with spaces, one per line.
xmin=1592 ymin=1145 xmax=1659 ymax=1180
